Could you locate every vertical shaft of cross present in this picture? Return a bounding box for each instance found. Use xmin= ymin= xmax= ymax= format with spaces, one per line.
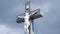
xmin=24 ymin=13 xmax=31 ymax=34
xmin=30 ymin=19 xmax=34 ymax=34
xmin=24 ymin=1 xmax=31 ymax=34
xmin=25 ymin=1 xmax=30 ymax=14
xmin=24 ymin=17 xmax=34 ymax=34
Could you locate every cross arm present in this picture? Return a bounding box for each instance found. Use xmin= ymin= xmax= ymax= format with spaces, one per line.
xmin=16 ymin=13 xmax=25 ymax=23
xmin=30 ymin=9 xmax=43 ymax=19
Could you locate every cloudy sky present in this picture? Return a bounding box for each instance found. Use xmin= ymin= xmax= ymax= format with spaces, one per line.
xmin=0 ymin=0 xmax=60 ymax=34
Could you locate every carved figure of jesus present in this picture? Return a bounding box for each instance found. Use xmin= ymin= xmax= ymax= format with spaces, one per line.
xmin=24 ymin=13 xmax=30 ymax=34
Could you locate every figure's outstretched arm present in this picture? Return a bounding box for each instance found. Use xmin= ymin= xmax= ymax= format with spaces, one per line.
xmin=16 ymin=13 xmax=25 ymax=23
xmin=29 ymin=10 xmax=37 ymax=16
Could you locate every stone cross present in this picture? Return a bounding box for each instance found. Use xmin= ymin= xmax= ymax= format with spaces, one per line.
xmin=16 ymin=1 xmax=43 ymax=34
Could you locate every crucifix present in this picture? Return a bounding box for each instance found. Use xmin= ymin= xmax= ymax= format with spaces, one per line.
xmin=16 ymin=1 xmax=43 ymax=34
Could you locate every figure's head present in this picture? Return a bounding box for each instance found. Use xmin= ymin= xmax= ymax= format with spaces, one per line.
xmin=25 ymin=12 xmax=29 ymax=15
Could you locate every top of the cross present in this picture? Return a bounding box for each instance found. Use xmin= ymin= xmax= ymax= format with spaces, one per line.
xmin=25 ymin=0 xmax=31 ymax=14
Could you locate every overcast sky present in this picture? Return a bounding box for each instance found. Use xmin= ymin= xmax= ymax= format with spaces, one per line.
xmin=0 ymin=0 xmax=60 ymax=34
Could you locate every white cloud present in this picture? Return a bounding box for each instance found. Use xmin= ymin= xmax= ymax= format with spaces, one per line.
xmin=0 ymin=25 xmax=24 ymax=34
